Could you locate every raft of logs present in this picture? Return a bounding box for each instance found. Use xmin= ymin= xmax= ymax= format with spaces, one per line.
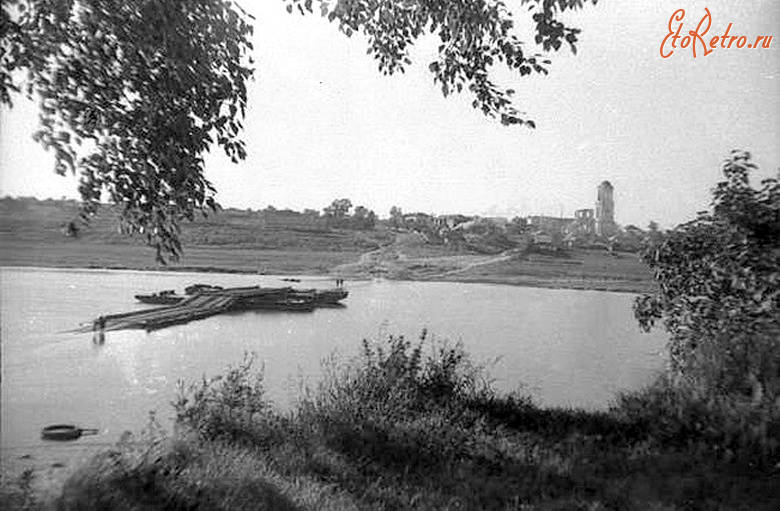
xmin=84 ymin=286 xmax=348 ymax=333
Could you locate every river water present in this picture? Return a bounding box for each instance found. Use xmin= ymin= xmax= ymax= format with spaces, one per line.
xmin=1 ymin=267 xmax=667 ymax=451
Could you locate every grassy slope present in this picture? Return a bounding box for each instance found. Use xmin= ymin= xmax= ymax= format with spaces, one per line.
xmin=442 ymin=249 xmax=657 ymax=293
xmin=0 ymin=198 xmax=390 ymax=274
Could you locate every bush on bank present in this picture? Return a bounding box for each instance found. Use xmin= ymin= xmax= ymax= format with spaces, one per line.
xmin=633 ymin=150 xmax=780 ymax=456
xmin=51 ymin=331 xmax=778 ymax=511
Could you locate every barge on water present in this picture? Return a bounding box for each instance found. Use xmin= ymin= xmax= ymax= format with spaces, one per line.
xmin=89 ymin=284 xmax=349 ymax=332
xmin=135 ymin=286 xmax=348 ymax=308
xmin=135 ymin=290 xmax=185 ymax=305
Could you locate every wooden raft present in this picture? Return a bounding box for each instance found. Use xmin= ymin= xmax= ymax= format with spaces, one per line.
xmin=82 ymin=286 xmax=346 ymax=333
xmin=86 ymin=293 xmax=238 ymax=332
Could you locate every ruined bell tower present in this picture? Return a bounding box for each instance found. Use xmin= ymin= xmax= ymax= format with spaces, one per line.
xmin=595 ymin=181 xmax=615 ymax=237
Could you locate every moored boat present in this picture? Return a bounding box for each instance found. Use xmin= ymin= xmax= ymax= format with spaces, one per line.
xmin=288 ymin=288 xmax=349 ymax=305
xmin=269 ymin=297 xmax=316 ymax=312
xmin=184 ymin=284 xmax=224 ymax=295
xmin=135 ymin=290 xmax=185 ymax=305
xmin=312 ymin=288 xmax=349 ymax=305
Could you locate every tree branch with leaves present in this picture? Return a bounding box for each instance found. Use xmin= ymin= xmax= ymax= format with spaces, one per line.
xmin=2 ymin=0 xmax=595 ymax=262
xmin=287 ymin=0 xmax=596 ymax=126
xmin=2 ymin=0 xmax=254 ymax=262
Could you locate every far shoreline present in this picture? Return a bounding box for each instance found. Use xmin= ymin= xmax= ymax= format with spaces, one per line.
xmin=1 ymin=259 xmax=655 ymax=295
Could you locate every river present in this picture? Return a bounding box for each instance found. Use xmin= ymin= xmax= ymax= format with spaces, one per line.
xmin=1 ymin=266 xmax=667 ymax=452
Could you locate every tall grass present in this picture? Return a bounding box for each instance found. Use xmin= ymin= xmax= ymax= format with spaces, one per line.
xmin=53 ymin=333 xmax=780 ymax=510
xmin=614 ymin=373 xmax=780 ymax=462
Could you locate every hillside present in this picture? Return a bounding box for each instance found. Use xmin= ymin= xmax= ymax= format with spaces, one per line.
xmin=0 ymin=197 xmax=393 ymax=273
xmin=0 ymin=197 xmax=655 ymax=291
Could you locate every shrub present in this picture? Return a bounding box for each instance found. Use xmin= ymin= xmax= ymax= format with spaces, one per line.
xmin=634 ymin=150 xmax=780 ymax=454
xmin=615 ymin=375 xmax=780 ymax=460
xmin=172 ymin=353 xmax=285 ymax=446
xmin=308 ymin=330 xmax=493 ymax=420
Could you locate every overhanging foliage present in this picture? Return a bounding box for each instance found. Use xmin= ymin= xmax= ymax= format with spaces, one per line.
xmin=2 ymin=0 xmax=254 ymax=261
xmin=1 ymin=0 xmax=596 ymax=261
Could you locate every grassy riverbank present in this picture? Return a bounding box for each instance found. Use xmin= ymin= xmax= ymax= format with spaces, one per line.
xmin=0 ymin=239 xmax=654 ymax=293
xmin=5 ymin=334 xmax=777 ymax=510
xmin=0 ymin=240 xmax=362 ymax=276
xmin=0 ymin=197 xmax=388 ymax=275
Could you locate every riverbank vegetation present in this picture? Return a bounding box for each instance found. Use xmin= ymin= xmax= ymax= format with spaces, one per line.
xmin=632 ymin=151 xmax=779 ymax=458
xmin=24 ymin=331 xmax=773 ymax=510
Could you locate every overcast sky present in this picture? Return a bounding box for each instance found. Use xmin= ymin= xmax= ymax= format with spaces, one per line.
xmin=1 ymin=0 xmax=778 ymax=228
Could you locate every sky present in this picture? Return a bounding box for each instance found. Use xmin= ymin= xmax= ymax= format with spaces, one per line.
xmin=0 ymin=0 xmax=778 ymax=229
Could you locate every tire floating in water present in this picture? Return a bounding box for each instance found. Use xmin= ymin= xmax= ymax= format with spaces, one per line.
xmin=41 ymin=424 xmax=99 ymax=441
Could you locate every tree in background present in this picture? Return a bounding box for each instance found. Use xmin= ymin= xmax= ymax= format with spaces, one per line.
xmin=388 ymin=205 xmax=405 ymax=229
xmin=351 ymin=205 xmax=377 ymax=230
xmin=322 ymin=199 xmax=377 ymax=230
xmin=633 ymin=151 xmax=779 ymax=449
xmin=323 ymin=198 xmax=353 ymax=223
xmin=2 ymin=0 xmax=595 ymax=261
xmin=645 ymin=221 xmax=663 ymax=246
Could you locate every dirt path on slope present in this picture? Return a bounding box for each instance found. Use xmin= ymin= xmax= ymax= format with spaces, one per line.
xmin=332 ymin=231 xmax=519 ymax=281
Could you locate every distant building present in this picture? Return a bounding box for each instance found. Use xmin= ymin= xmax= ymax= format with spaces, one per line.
xmin=595 ymin=181 xmax=616 ymax=237
xmin=574 ymin=208 xmax=595 ymax=237
xmin=511 ymin=180 xmax=618 ymax=245
xmin=532 ymin=230 xmax=562 ymax=251
xmin=434 ymin=214 xmax=471 ymax=229
xmin=402 ymin=212 xmax=435 ymax=232
xmin=481 ymin=216 xmax=509 ymax=230
xmin=533 ymin=231 xmax=554 ymax=246
xmin=527 ymin=215 xmax=574 ymax=233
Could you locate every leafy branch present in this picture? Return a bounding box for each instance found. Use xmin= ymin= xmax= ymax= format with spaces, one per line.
xmin=285 ymin=0 xmax=596 ymax=127
xmin=1 ymin=0 xmax=254 ymax=262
